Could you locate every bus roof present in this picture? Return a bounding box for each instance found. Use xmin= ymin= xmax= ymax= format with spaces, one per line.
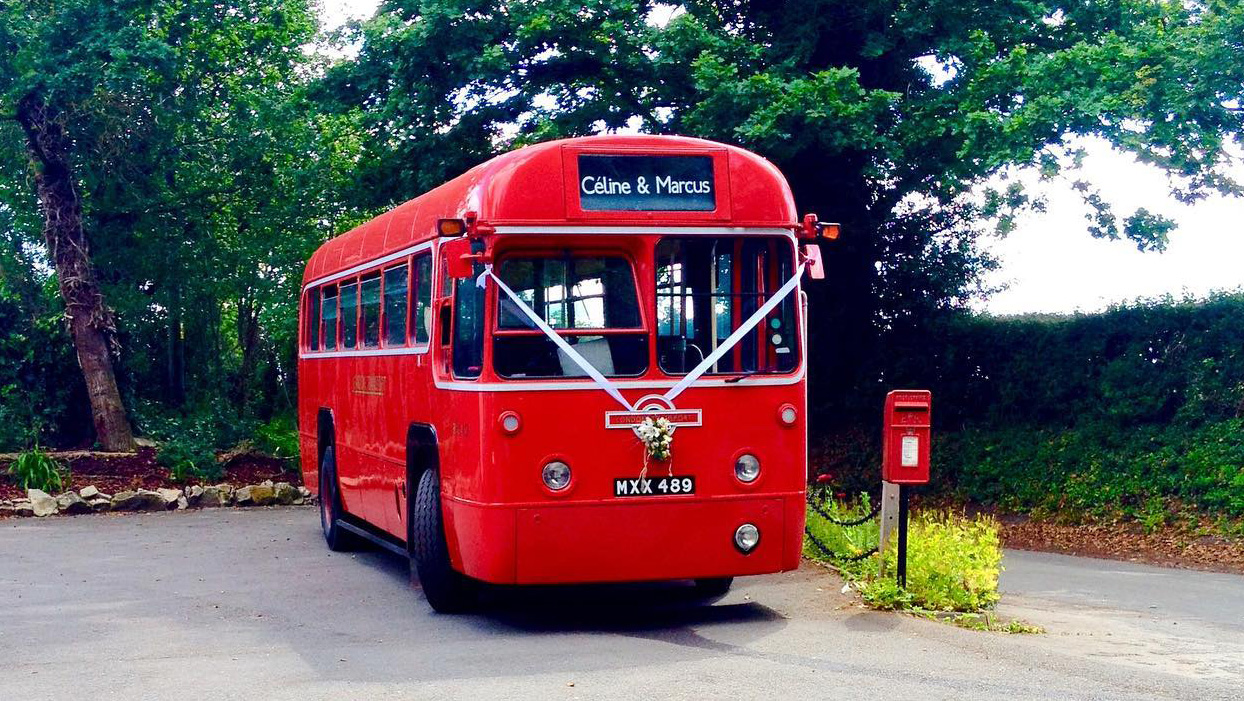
xmin=303 ymin=134 xmax=797 ymax=284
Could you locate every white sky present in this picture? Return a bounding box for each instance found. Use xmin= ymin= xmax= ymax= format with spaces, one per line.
xmin=318 ymin=0 xmax=1244 ymax=316
xmin=978 ymin=143 xmax=1244 ymax=315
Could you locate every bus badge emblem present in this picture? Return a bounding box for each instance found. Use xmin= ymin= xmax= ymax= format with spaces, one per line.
xmin=603 ymin=395 xmax=702 ymax=431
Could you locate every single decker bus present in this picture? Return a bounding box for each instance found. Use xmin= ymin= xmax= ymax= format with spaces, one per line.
xmin=298 ymin=134 xmax=832 ymax=611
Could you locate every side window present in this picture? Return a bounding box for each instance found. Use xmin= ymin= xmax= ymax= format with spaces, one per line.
xmin=307 ymin=289 xmax=321 ymax=351
xmin=320 ymin=284 xmax=338 ymax=351
xmin=452 ymin=266 xmax=485 ymax=378
xmin=340 ymin=279 xmax=359 ymax=350
xmin=383 ymin=263 xmax=408 ymax=346
xmin=360 ymin=273 xmax=381 ymax=349
xmin=412 ymin=254 xmax=433 ymax=344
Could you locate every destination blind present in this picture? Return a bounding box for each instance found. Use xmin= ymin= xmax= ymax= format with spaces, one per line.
xmin=578 ymin=155 xmax=715 ymax=211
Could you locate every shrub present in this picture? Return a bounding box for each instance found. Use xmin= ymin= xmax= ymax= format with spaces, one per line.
xmin=157 ymin=427 xmax=224 ymax=483
xmin=866 ymin=510 xmax=1003 ymax=612
xmin=7 ymin=446 xmax=67 ymax=493
xmin=806 ymin=494 xmax=1003 ymax=613
xmin=253 ymin=415 xmax=299 ymax=461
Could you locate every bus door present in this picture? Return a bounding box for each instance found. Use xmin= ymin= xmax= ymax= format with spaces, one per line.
xmin=433 ymin=242 xmax=487 ymax=495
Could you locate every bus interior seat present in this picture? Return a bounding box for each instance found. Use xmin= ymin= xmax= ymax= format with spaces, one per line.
xmin=557 ymin=338 xmax=614 ymax=377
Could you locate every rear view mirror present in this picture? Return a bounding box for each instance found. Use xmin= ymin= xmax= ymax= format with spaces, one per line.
xmin=801 ymin=244 xmax=825 ymax=280
xmin=441 ymin=238 xmax=475 ymax=279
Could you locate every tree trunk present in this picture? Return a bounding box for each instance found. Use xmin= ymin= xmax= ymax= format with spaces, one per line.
xmin=237 ymin=291 xmax=260 ymax=417
xmin=15 ymin=93 xmax=136 ymax=452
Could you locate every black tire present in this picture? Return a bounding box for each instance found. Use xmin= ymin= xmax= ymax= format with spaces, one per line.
xmin=692 ymin=577 xmax=734 ymax=600
xmin=410 ymin=468 xmax=474 ymax=613
xmin=319 ymin=448 xmax=362 ymax=552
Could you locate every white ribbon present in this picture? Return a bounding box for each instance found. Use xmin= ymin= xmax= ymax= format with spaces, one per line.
xmin=483 ymin=265 xmax=635 ymax=411
xmin=480 ymin=259 xmax=806 ymax=410
xmin=662 ymin=260 xmax=806 ymax=403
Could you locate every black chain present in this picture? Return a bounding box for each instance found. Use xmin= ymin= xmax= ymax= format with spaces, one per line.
xmin=804 ymin=526 xmax=879 ymax=562
xmin=804 ymin=489 xmax=882 ymax=562
xmin=806 ymin=492 xmax=881 ymax=527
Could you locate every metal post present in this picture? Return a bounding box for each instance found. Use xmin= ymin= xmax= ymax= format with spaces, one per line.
xmin=897 ymin=485 xmax=909 ymax=588
xmin=877 ymin=480 xmax=900 ymax=575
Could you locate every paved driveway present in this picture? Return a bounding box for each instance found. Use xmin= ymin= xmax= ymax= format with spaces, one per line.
xmin=1 ymin=508 xmax=1240 ymax=700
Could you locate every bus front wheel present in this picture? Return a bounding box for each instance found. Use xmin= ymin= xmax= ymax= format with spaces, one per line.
xmin=319 ymin=447 xmax=362 ymax=552
xmin=410 ymin=468 xmax=474 ymax=613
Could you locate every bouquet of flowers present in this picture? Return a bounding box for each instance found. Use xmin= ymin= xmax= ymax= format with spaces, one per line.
xmin=636 ymin=416 xmax=674 ymax=462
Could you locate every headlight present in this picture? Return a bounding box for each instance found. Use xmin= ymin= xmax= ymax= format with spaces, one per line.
xmin=734 ymin=523 xmax=760 ymax=553
xmin=734 ymin=454 xmax=760 ymax=483
xmin=542 ymin=461 xmax=571 ymax=491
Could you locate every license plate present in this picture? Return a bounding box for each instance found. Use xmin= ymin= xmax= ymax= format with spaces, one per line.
xmin=614 ymin=475 xmax=695 ymax=497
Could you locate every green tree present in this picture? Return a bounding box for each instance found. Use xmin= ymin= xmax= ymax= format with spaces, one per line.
xmin=1 ymin=1 xmax=354 ymax=449
xmin=321 ymin=0 xmax=1244 ymax=421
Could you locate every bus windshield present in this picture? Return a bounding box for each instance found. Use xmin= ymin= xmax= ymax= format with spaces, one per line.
xmin=656 ymin=237 xmax=799 ymax=376
xmin=494 ymin=255 xmax=648 ymax=378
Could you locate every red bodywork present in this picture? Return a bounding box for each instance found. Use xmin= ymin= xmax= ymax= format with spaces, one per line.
xmin=298 ymin=135 xmax=809 ymax=585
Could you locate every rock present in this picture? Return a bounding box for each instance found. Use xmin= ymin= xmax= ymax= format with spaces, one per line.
xmin=233 ymin=485 xmax=254 ymax=506
xmin=199 ymin=485 xmax=224 ymax=507
xmin=235 ymin=484 xmax=276 ymax=506
xmin=252 ymin=484 xmax=277 ymax=506
xmin=273 ymin=482 xmax=299 ymax=505
xmin=261 ymin=479 xmax=274 ymax=488
xmin=79 ymin=485 xmax=100 ymax=500
xmin=185 ymin=485 xmax=204 ymax=507
xmin=111 ymin=490 xmax=138 ymax=510
xmin=297 ymin=486 xmax=311 ymax=498
xmin=112 ymin=490 xmax=165 ymax=512
xmin=27 ymin=489 xmax=58 ymax=517
xmin=156 ymin=488 xmax=182 ymax=509
xmin=11 ymin=502 xmax=34 ymax=517
xmin=87 ymin=497 xmax=112 ymax=512
xmin=56 ymin=491 xmax=92 ymax=515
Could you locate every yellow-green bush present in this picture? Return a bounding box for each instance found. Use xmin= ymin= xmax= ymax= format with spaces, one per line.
xmin=864 ymin=510 xmax=1002 ymax=611
xmin=805 ymin=495 xmax=1002 ymax=613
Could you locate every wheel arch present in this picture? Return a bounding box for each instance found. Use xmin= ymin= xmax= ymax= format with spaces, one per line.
xmin=405 ymin=424 xmax=440 ymax=548
xmin=315 ymin=408 xmax=335 ymax=493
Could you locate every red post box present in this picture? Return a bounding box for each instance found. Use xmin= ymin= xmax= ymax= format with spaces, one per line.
xmin=882 ymin=390 xmax=932 ymax=485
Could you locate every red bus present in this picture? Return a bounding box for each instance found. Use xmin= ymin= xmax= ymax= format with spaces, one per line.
xmin=298 ymin=135 xmax=828 ymax=611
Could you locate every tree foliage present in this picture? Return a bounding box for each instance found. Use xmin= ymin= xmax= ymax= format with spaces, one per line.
xmin=0 ymin=0 xmax=1241 ymax=455
xmin=320 ymin=0 xmax=1244 ymax=420
xmin=0 ymin=0 xmax=357 ymax=448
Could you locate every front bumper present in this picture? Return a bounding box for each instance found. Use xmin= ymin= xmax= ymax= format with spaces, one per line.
xmin=443 ymin=493 xmax=806 ymax=585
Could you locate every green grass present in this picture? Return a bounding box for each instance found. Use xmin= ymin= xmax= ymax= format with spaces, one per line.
xmin=806 ymin=493 xmax=1010 ymax=617
xmin=926 ymin=611 xmax=1044 ymax=634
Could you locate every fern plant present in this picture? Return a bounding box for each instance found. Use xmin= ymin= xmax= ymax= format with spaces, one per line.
xmin=8 ymin=446 xmax=66 ymax=493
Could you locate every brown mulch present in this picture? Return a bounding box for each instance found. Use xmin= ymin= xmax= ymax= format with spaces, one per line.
xmin=999 ymin=517 xmax=1244 ymax=576
xmin=0 ymin=448 xmax=300 ymax=501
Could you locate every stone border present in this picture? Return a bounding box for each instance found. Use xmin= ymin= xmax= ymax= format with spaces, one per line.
xmin=0 ymin=481 xmax=314 ymax=518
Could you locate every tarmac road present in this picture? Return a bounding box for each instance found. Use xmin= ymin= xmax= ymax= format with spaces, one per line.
xmin=1 ymin=507 xmax=1240 ymax=700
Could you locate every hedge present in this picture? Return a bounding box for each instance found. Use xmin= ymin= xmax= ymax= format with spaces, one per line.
xmin=815 ymin=293 xmax=1244 ymax=519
